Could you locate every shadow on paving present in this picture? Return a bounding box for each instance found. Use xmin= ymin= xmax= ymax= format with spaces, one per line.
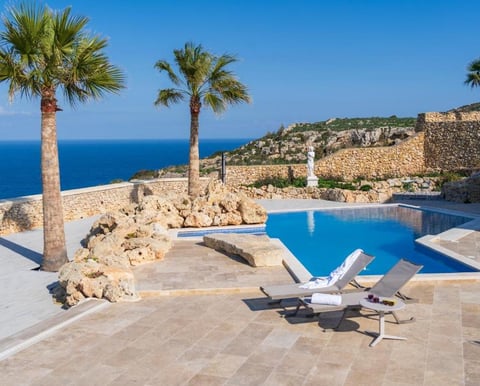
xmin=0 ymin=237 xmax=43 ymax=266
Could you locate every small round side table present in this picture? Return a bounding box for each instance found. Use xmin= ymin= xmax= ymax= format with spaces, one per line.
xmin=359 ymin=297 xmax=406 ymax=347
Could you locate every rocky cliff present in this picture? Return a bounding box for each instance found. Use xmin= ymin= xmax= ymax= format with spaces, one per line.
xmin=157 ymin=116 xmax=416 ymax=177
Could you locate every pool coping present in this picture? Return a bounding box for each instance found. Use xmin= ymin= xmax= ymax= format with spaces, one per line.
xmin=399 ymin=203 xmax=480 ymax=271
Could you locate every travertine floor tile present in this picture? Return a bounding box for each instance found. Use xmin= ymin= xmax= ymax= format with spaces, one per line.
xmin=225 ymin=362 xmax=273 ymax=386
xmin=186 ymin=373 xmax=228 ymax=386
xmin=199 ymin=353 xmax=247 ymax=378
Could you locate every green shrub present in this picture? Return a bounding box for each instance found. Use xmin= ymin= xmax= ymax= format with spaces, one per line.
xmin=129 ymin=169 xmax=158 ymax=180
xmin=317 ymin=178 xmax=356 ymax=190
xmin=200 ymin=167 xmax=217 ymax=176
xmin=359 ymin=184 xmax=372 ymax=191
xmin=249 ymin=176 xmax=306 ymax=188
xmin=402 ymin=182 xmax=414 ymax=192
xmin=249 ymin=176 xmax=372 ymax=191
xmin=437 ymin=171 xmax=465 ymax=186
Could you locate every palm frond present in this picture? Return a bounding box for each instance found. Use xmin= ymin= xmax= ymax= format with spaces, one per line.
xmin=154 ymin=88 xmax=185 ymax=107
xmin=210 ymin=54 xmax=237 ymax=76
xmin=174 ymin=42 xmax=212 ymax=92
xmin=210 ymin=77 xmax=251 ymax=104
xmin=0 ymin=3 xmax=125 ymax=107
xmin=154 ymin=42 xmax=250 ymax=113
xmin=52 ymin=6 xmax=89 ymax=58
xmin=154 ymin=60 xmax=180 ymax=86
xmin=1 ymin=3 xmax=47 ymax=67
xmin=203 ymin=92 xmax=226 ymax=114
xmin=465 ymin=59 xmax=480 ymax=88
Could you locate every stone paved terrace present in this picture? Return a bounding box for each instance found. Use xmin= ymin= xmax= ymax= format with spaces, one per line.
xmin=1 ymin=198 xmax=480 ymax=385
xmin=1 ymin=262 xmax=479 ymax=385
xmin=133 ymin=240 xmax=294 ymax=296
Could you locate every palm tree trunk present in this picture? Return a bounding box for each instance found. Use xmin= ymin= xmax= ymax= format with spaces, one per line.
xmin=188 ymin=98 xmax=201 ymax=197
xmin=40 ymin=91 xmax=68 ymax=272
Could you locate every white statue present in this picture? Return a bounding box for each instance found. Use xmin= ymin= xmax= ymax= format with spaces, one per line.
xmin=306 ymin=145 xmax=318 ymax=187
xmin=307 ymin=146 xmax=315 ymax=177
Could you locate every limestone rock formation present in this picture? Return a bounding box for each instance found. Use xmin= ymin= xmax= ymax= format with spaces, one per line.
xmin=203 ymin=233 xmax=284 ymax=267
xmin=57 ymin=181 xmax=268 ymax=307
xmin=58 ymin=214 xmax=172 ymax=307
xmin=58 ymin=259 xmax=137 ymax=306
xmin=134 ymin=179 xmax=267 ymax=228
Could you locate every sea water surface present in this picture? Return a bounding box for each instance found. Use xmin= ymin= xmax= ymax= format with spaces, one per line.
xmin=0 ymin=139 xmax=250 ymax=200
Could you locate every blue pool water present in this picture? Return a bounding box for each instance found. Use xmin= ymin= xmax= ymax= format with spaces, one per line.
xmin=178 ymin=226 xmax=266 ymax=238
xmin=266 ymin=206 xmax=477 ymax=275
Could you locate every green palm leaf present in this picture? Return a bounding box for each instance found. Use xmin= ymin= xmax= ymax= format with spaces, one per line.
xmin=465 ymin=59 xmax=480 ymax=88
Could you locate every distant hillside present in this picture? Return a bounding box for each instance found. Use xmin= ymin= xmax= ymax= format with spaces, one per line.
xmin=282 ymin=116 xmax=416 ymax=133
xmin=141 ymin=104 xmax=480 ymax=179
xmin=156 ymin=116 xmax=417 ymax=177
xmin=220 ymin=116 xmax=416 ymax=166
xmin=447 ymin=102 xmax=480 ymax=113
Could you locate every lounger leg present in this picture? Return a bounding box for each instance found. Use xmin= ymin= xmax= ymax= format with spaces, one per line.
xmin=366 ymin=311 xmax=407 ymax=347
xmin=289 ymin=301 xmax=306 ymax=317
xmin=396 ymin=291 xmax=418 ymax=303
xmin=293 ymin=302 xmax=301 ymax=316
xmin=285 ymin=299 xmax=315 ymax=318
xmin=350 ymin=279 xmax=367 ymax=289
xmin=390 ymin=311 xmax=416 ymax=324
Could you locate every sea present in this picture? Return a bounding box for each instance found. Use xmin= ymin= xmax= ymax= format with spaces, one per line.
xmin=0 ymin=139 xmax=251 ymax=200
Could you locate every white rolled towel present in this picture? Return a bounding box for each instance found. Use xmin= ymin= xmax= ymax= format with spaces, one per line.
xmin=310 ymin=293 xmax=342 ymax=306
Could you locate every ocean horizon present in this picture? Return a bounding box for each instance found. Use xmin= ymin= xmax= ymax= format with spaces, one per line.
xmin=0 ymin=138 xmax=251 ymax=200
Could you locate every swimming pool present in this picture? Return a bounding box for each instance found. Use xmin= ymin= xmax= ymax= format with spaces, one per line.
xmin=266 ymin=205 xmax=477 ymax=275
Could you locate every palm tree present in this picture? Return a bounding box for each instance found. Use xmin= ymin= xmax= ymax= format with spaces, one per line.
xmin=154 ymin=42 xmax=251 ymax=197
xmin=0 ymin=3 xmax=125 ymax=271
xmin=465 ymin=58 xmax=480 ymax=88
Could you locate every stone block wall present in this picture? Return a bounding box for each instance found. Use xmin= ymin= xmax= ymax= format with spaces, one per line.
xmin=226 ymin=133 xmax=425 ymax=186
xmin=0 ymin=178 xmax=210 ymax=235
xmin=420 ymin=111 xmax=480 ymax=170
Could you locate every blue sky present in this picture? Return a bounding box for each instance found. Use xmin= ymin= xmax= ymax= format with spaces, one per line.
xmin=0 ymin=0 xmax=479 ymax=140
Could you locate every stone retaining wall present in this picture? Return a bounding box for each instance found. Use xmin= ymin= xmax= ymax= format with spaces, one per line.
xmin=420 ymin=111 xmax=480 ymax=170
xmin=0 ymin=178 xmax=209 ymax=235
xmin=226 ymin=133 xmax=425 ymax=186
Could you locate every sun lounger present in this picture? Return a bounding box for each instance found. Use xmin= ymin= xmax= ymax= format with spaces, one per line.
xmin=260 ymin=250 xmax=375 ymax=302
xmin=293 ymin=258 xmax=423 ymax=329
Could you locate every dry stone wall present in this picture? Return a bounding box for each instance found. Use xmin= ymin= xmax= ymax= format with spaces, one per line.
xmin=0 ymin=178 xmax=209 ymax=235
xmin=226 ymin=133 xmax=425 ymax=186
xmin=420 ymin=111 xmax=480 ymax=170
